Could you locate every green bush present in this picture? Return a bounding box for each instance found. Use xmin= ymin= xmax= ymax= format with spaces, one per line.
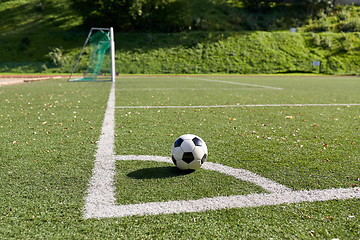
xmin=340 ymin=18 xmax=360 ymax=32
xmin=48 ymin=47 xmax=65 ymax=68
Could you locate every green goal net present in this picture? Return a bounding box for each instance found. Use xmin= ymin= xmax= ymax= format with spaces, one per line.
xmin=68 ymin=27 xmax=115 ymax=82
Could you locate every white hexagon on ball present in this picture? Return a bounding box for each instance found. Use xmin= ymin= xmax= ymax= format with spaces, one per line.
xmin=171 ymin=134 xmax=208 ymax=170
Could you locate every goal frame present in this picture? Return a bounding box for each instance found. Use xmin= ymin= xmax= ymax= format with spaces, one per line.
xmin=68 ymin=27 xmax=115 ymax=82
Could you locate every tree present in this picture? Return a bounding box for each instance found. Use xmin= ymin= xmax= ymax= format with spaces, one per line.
xmin=241 ymin=0 xmax=285 ymax=11
xmin=71 ymin=0 xmax=229 ymax=32
xmin=290 ymin=0 xmax=335 ymax=14
xmin=70 ymin=0 xmax=176 ymax=31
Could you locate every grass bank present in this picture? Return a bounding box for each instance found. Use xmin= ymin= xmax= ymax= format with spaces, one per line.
xmin=1 ymin=1 xmax=360 ymax=75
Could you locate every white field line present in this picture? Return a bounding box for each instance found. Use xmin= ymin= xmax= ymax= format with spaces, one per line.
xmin=84 ymin=82 xmax=117 ymax=217
xmin=86 ymin=186 xmax=360 ymax=218
xmin=186 ymin=77 xmax=284 ymax=90
xmin=115 ymin=103 xmax=360 ymax=109
xmin=84 ymin=82 xmax=360 ymax=219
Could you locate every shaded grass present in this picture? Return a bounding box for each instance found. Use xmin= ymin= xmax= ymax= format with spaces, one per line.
xmin=114 ymin=160 xmax=266 ymax=205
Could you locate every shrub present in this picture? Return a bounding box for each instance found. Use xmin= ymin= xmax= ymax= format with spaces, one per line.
xmin=48 ymin=47 xmax=66 ymax=68
xmin=340 ymin=18 xmax=360 ymax=32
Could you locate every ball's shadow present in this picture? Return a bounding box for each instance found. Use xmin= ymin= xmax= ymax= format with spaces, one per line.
xmin=127 ymin=166 xmax=195 ymax=179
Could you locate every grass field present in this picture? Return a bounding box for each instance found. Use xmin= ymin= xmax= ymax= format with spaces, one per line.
xmin=1 ymin=75 xmax=359 ymax=239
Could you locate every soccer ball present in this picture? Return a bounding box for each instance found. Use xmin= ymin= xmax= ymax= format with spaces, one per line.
xmin=171 ymin=134 xmax=208 ymax=170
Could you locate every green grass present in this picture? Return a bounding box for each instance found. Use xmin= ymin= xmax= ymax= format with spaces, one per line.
xmin=115 ymin=75 xmax=360 ymax=106
xmin=1 ymin=75 xmax=359 ymax=239
xmin=115 ymin=76 xmax=360 ymax=192
xmin=0 ymin=80 xmax=111 ymax=238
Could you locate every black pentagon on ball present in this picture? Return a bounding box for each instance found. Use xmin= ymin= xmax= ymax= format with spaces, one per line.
xmin=182 ymin=152 xmax=195 ymax=163
xmin=201 ymin=154 xmax=207 ymax=164
xmin=171 ymin=155 xmax=177 ymax=165
xmin=174 ymin=138 xmax=184 ymax=148
xmin=192 ymin=137 xmax=202 ymax=146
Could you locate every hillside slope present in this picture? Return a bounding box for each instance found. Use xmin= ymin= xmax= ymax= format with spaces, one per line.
xmin=1 ymin=0 xmax=359 ymax=75
xmin=112 ymin=31 xmax=360 ymax=75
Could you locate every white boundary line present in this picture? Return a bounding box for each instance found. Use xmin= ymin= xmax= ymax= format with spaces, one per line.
xmin=115 ymin=103 xmax=360 ymax=109
xmin=84 ymin=82 xmax=117 ymax=217
xmin=87 ymin=183 xmax=360 ymax=218
xmin=84 ymin=81 xmax=360 ymax=219
xmin=186 ymin=77 xmax=284 ymax=90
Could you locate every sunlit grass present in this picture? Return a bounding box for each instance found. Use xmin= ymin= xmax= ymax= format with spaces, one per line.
xmin=115 ymin=76 xmax=360 ymax=191
xmin=0 ymin=76 xmax=359 ymax=239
